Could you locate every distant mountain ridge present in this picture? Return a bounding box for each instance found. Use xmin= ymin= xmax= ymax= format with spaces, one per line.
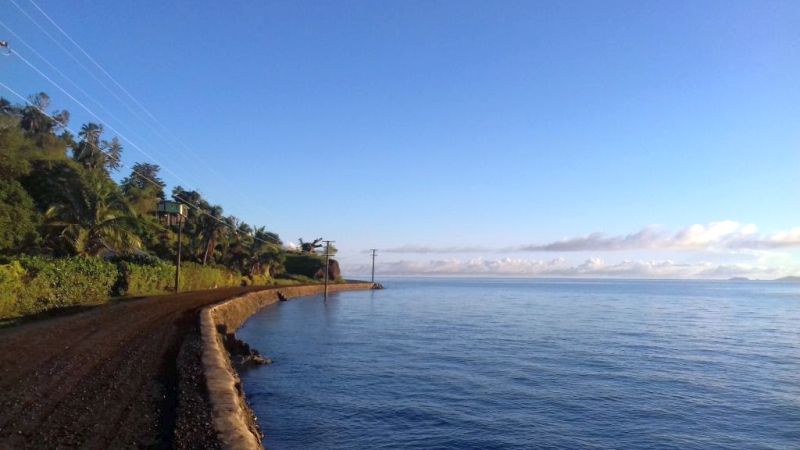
xmin=727 ymin=276 xmax=800 ymax=282
xmin=774 ymin=276 xmax=800 ymax=283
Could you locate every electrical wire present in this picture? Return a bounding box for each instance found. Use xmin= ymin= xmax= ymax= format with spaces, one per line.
xmin=22 ymin=0 xmax=242 ymax=187
xmin=0 ymin=80 xmax=279 ymax=247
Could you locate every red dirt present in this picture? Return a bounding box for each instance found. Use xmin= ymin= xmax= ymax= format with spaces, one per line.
xmin=0 ymin=286 xmax=276 ymax=449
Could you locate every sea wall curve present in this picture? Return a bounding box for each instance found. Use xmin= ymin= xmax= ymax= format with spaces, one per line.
xmin=200 ymin=283 xmax=376 ymax=450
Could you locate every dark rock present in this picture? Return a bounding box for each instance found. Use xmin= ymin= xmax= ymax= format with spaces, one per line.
xmin=221 ymin=333 xmax=273 ymax=369
xmin=313 ymin=259 xmax=341 ymax=280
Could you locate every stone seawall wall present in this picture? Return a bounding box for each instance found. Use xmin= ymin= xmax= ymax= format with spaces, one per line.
xmin=200 ymin=283 xmax=376 ymax=449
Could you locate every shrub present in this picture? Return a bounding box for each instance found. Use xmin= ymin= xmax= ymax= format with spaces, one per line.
xmin=284 ymin=254 xmax=325 ymax=278
xmin=250 ymin=273 xmax=271 ymax=286
xmin=0 ymin=260 xmax=26 ymax=318
xmin=121 ymin=259 xmax=176 ymax=296
xmin=180 ymin=262 xmax=239 ymax=292
xmin=15 ymin=256 xmax=117 ymax=316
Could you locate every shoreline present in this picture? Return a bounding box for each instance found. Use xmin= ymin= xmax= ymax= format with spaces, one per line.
xmin=199 ymin=282 xmax=378 ymax=449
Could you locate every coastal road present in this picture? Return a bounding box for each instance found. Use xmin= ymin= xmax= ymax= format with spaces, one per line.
xmin=0 ymin=285 xmax=275 ymax=450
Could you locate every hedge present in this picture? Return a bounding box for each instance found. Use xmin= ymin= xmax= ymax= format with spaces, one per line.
xmin=0 ymin=256 xmax=266 ymax=320
xmin=0 ymin=256 xmax=117 ymax=319
xmin=118 ymin=258 xmax=175 ymax=296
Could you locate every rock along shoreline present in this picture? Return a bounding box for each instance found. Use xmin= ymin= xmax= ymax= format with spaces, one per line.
xmin=199 ymin=282 xmax=378 ymax=449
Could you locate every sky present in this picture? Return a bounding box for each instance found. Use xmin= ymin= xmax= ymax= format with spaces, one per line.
xmin=2 ymin=0 xmax=799 ymax=278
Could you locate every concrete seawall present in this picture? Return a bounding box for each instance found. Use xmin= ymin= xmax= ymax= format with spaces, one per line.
xmin=199 ymin=283 xmax=376 ymax=449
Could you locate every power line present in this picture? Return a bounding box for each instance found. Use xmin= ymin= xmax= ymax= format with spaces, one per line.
xmin=8 ymin=0 xmax=218 ymax=186
xmin=0 ymin=81 xmax=279 ymax=247
xmin=7 ymin=1 xmax=275 ymax=229
xmin=7 ymin=0 xmax=149 ymax=125
xmin=24 ymin=0 xmax=238 ymax=186
xmin=28 ymin=0 xmax=171 ymax=134
xmin=9 ymin=46 xmax=194 ymax=187
xmin=0 ymin=19 xmax=188 ymax=175
xmin=5 ymin=49 xmax=275 ymax=247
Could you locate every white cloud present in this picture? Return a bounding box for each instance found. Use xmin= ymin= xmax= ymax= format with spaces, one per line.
xmin=381 ymin=221 xmax=800 ymax=254
xmin=526 ymin=221 xmax=800 ymax=252
xmin=347 ymin=257 xmax=792 ymax=279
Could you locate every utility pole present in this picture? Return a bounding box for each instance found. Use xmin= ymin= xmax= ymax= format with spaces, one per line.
xmin=175 ymin=213 xmax=183 ymax=292
xmin=370 ymin=249 xmax=377 ymax=283
xmin=158 ymin=201 xmax=187 ymax=293
xmin=322 ymin=240 xmax=335 ymax=301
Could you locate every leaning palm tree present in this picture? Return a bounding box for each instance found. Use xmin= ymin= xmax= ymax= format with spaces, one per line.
xmin=45 ymin=173 xmax=142 ymax=256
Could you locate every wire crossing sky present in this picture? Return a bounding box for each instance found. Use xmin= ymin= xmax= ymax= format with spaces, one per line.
xmin=2 ymin=0 xmax=799 ymax=278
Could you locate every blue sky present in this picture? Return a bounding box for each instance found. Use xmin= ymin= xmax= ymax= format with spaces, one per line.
xmin=2 ymin=0 xmax=799 ymax=277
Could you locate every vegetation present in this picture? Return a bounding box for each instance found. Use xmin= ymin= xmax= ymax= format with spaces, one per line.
xmin=0 ymin=92 xmax=341 ymax=319
xmin=0 ymin=256 xmax=117 ymax=318
xmin=284 ymin=253 xmax=326 ymax=278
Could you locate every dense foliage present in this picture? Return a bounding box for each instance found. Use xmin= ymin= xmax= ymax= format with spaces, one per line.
xmin=0 ymin=256 xmax=243 ymax=318
xmin=0 ymin=92 xmax=338 ymax=319
xmin=0 ymin=256 xmax=116 ymax=318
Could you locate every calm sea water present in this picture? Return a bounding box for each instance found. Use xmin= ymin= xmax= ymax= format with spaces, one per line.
xmin=238 ymin=278 xmax=800 ymax=449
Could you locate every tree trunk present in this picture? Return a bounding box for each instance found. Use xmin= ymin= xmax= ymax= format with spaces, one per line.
xmin=202 ymin=236 xmax=216 ymax=265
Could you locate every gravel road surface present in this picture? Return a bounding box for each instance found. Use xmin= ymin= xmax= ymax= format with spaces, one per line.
xmin=0 ymin=286 xmax=274 ymax=450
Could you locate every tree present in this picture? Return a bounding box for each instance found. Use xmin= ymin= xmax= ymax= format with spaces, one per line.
xmin=200 ymin=205 xmax=225 ymax=265
xmin=20 ymin=93 xmax=52 ymax=135
xmin=72 ymin=123 xmax=105 ymax=170
xmin=44 ymin=172 xmax=142 ymax=256
xmin=122 ymin=163 xmax=165 ymax=216
xmin=0 ymin=179 xmax=40 ymax=255
xmin=248 ymin=226 xmax=285 ymax=276
xmin=298 ymin=237 xmax=323 ymax=253
xmin=0 ymin=90 xmax=319 ymax=283
xmin=103 ymin=137 xmax=123 ymax=172
xmin=172 ymin=186 xmax=207 ymax=259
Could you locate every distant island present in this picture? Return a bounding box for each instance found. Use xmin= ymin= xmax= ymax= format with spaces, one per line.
xmin=728 ymin=276 xmax=800 ymax=283
xmin=774 ymin=276 xmax=800 ymax=283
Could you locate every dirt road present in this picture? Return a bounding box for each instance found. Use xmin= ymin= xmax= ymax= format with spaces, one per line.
xmin=0 ymin=286 xmax=276 ymax=450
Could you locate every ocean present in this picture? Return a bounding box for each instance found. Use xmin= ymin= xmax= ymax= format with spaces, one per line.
xmin=237 ymin=278 xmax=800 ymax=449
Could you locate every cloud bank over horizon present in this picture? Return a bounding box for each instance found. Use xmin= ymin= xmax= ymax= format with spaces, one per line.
xmin=381 ymin=221 xmax=800 ymax=254
xmin=353 ymin=221 xmax=800 ymax=279
xmin=347 ymin=257 xmax=792 ymax=280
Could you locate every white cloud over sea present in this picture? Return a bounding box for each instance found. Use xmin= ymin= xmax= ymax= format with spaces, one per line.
xmin=347 ymin=257 xmax=791 ymax=279
xmin=382 ymin=221 xmax=800 ymax=254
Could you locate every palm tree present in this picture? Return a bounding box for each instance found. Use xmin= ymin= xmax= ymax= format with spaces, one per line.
xmin=102 ymin=137 xmax=123 ymax=172
xmin=200 ymin=205 xmax=225 ymax=265
xmin=45 ymin=173 xmax=142 ymax=256
xmin=20 ymin=93 xmax=53 ymax=134
xmin=72 ymin=123 xmax=104 ymax=170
